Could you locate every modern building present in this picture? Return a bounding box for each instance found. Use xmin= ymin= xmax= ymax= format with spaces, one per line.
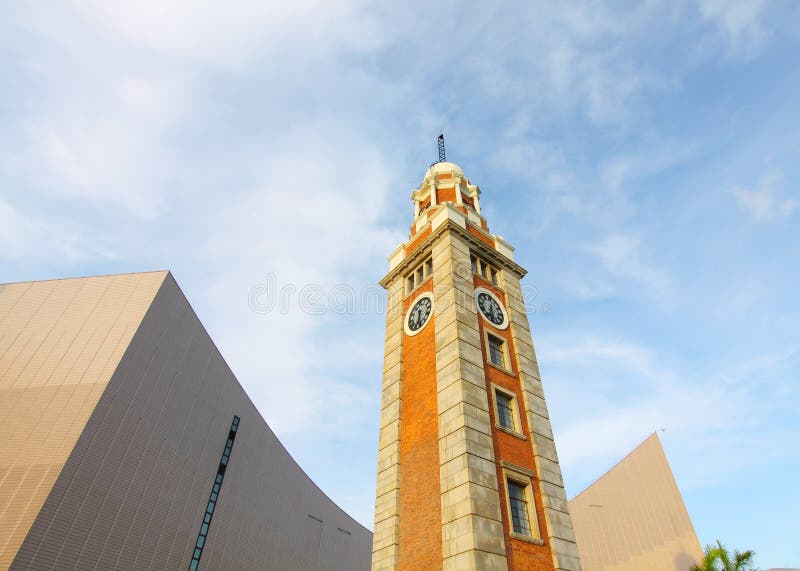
xmin=0 ymin=271 xmax=371 ymax=570
xmin=372 ymin=162 xmax=581 ymax=571
xmin=569 ymin=433 xmax=703 ymax=571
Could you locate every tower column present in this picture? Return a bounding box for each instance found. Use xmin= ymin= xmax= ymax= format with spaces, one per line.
xmin=372 ymin=278 xmax=405 ymax=571
xmin=502 ymin=274 xmax=581 ymax=571
xmin=433 ymin=232 xmax=508 ymax=571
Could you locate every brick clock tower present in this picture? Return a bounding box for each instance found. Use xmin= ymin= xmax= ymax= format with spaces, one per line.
xmin=372 ymin=161 xmax=581 ymax=571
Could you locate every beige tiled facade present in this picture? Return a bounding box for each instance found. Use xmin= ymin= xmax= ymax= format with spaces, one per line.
xmin=569 ymin=433 xmax=703 ymax=571
xmin=0 ymin=272 xmax=371 ymax=570
xmin=0 ymin=272 xmax=167 ymax=569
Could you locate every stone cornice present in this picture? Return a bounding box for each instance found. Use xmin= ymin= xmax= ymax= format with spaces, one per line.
xmin=379 ymin=220 xmax=527 ymax=289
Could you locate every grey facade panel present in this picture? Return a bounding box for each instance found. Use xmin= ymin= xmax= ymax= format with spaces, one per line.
xmin=10 ymin=272 xmax=371 ymax=570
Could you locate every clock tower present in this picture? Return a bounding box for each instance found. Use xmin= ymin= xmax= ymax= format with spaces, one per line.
xmin=371 ymin=161 xmax=581 ymax=571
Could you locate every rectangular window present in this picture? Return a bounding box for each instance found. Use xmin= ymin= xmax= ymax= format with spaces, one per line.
xmin=501 ymin=465 xmax=542 ymax=543
xmin=495 ymin=391 xmax=515 ymax=431
xmin=491 ymin=384 xmax=524 ymax=438
xmin=405 ymin=256 xmax=433 ymax=295
xmin=488 ymin=334 xmax=506 ymax=368
xmin=470 ymin=253 xmax=500 ymax=285
xmin=508 ymin=480 xmax=533 ymax=536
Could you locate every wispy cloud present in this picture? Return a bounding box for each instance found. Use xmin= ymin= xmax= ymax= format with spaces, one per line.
xmin=584 ymin=233 xmax=675 ymax=300
xmin=697 ymin=0 xmax=769 ymax=54
xmin=543 ymin=336 xmax=799 ymax=493
xmin=196 ymin=149 xmax=397 ymax=429
xmin=730 ymin=174 xmax=798 ymax=222
xmin=546 ymin=338 xmax=658 ymax=380
xmin=0 ymin=199 xmax=113 ymax=263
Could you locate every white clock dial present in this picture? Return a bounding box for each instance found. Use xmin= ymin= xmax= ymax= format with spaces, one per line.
xmin=404 ymin=292 xmax=434 ymax=336
xmin=474 ymin=287 xmax=509 ymax=330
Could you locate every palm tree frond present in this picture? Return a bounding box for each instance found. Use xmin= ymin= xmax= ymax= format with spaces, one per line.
xmin=717 ymin=539 xmax=734 ymax=570
xmin=734 ymin=549 xmax=756 ymax=570
xmin=695 ymin=539 xmax=757 ymax=571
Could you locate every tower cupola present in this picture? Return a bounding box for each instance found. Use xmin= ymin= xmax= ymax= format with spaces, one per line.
xmin=411 ymin=161 xmax=483 ymax=234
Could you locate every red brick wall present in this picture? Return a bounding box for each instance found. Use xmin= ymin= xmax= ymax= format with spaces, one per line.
xmin=467 ymin=224 xmax=495 ymax=247
xmin=437 ymin=187 xmax=457 ymax=203
xmin=405 ymin=226 xmax=432 ymax=253
xmin=397 ymin=279 xmax=442 ymax=570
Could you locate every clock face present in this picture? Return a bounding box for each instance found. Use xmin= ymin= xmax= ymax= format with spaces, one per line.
xmin=474 ymin=287 xmax=509 ymax=329
xmin=404 ymin=293 xmax=434 ymax=336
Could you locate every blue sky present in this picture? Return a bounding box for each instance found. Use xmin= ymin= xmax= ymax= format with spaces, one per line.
xmin=1 ymin=1 xmax=798 ymax=568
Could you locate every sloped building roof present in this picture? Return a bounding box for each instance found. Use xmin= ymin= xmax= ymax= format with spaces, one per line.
xmin=568 ymin=433 xmax=703 ymax=571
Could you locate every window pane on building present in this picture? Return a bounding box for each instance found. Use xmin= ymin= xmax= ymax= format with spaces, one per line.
xmin=508 ymin=480 xmax=532 ymax=536
xmin=489 ymin=336 xmax=505 ymax=367
xmin=496 ymin=392 xmax=514 ymax=430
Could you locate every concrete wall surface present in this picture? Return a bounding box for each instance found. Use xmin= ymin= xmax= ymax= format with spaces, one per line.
xmin=2 ymin=272 xmax=371 ymax=570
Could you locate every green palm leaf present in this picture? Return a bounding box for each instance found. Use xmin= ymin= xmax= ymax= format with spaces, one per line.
xmin=690 ymin=540 xmax=758 ymax=571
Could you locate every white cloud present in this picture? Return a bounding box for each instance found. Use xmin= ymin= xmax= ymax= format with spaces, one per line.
xmin=546 ymin=338 xmax=657 ymax=380
xmin=490 ymin=140 xmax=573 ymax=194
xmin=559 ymin=274 xmax=617 ymax=302
xmin=0 ymin=199 xmax=112 ymax=263
xmin=698 ymin=0 xmax=768 ymax=52
xmin=543 ymin=336 xmax=798 ymax=493
xmin=730 ymin=183 xmax=798 ymax=222
xmin=25 ymin=88 xmax=180 ymax=219
xmin=599 ymin=139 xmax=702 ymax=195
xmin=585 ymin=233 xmax=674 ymax=300
xmin=31 ymin=0 xmax=382 ymax=70
xmin=193 ymin=140 xmax=400 ymax=438
xmin=10 ymin=0 xmax=385 ymax=220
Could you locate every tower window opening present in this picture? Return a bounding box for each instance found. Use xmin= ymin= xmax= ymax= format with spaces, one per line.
xmin=405 ymin=256 xmax=433 ymax=295
xmin=508 ymin=480 xmax=533 ymax=536
xmin=495 ymin=390 xmax=515 ymax=431
xmin=501 ymin=466 xmax=542 ymax=542
xmin=492 ymin=384 xmax=525 ymax=438
xmin=470 ymin=253 xmax=499 ymax=285
xmin=487 ymin=334 xmax=506 ymax=368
